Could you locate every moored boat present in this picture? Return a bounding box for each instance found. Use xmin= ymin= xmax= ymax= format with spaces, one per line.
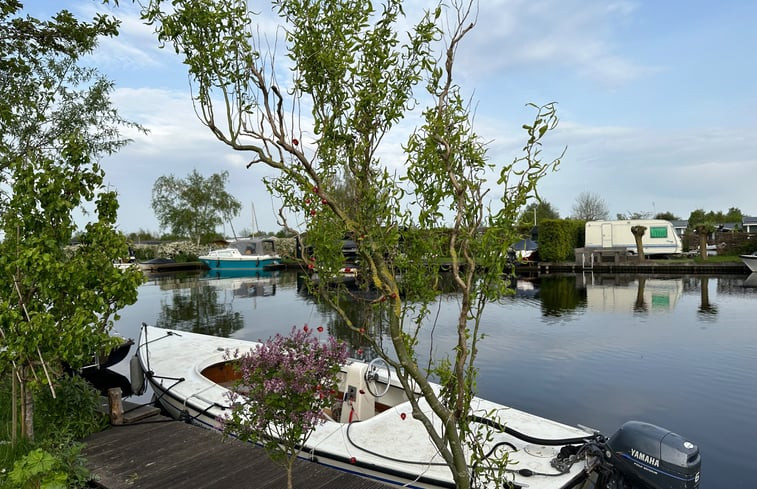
xmin=739 ymin=252 xmax=757 ymax=272
xmin=134 ymin=324 xmax=700 ymax=489
xmin=199 ymin=237 xmax=282 ymax=271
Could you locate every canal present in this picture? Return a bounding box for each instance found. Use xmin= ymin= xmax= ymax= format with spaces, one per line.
xmin=111 ymin=270 xmax=757 ymax=488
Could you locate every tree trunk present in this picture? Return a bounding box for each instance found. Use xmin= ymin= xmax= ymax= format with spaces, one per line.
xmin=630 ymin=226 xmax=646 ymax=262
xmin=699 ymin=233 xmax=708 ymax=260
xmin=11 ymin=368 xmax=18 ymax=446
xmin=286 ymin=459 xmax=294 ymax=489
xmin=21 ymin=368 xmax=34 ymax=441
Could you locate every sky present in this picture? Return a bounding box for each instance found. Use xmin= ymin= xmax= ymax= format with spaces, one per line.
xmin=29 ymin=0 xmax=757 ymax=235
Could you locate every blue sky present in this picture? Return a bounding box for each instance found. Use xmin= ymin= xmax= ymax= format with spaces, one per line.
xmin=30 ymin=0 xmax=757 ymax=234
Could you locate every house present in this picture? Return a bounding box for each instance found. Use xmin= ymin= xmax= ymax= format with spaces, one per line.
xmin=671 ymin=220 xmax=688 ymax=238
xmin=743 ymin=216 xmax=757 ymax=234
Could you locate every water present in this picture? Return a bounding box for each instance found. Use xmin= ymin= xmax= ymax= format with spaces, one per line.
xmin=111 ymin=271 xmax=757 ymax=488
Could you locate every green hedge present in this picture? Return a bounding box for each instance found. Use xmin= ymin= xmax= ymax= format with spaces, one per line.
xmin=539 ymin=219 xmax=585 ymax=262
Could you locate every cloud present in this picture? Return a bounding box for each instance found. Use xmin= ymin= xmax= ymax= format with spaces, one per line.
xmin=457 ymin=0 xmax=654 ymax=87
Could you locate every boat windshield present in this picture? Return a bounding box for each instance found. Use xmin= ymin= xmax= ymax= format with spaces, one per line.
xmin=231 ymin=239 xmax=275 ymax=255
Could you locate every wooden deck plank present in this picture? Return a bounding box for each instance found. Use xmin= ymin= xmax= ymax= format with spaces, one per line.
xmin=83 ymin=417 xmax=390 ymax=489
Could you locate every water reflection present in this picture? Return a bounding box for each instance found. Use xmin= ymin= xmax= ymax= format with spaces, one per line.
xmin=697 ymin=276 xmax=718 ymax=319
xmin=152 ymin=270 xmax=282 ymax=336
xmin=538 ymin=275 xmax=586 ymax=316
xmin=580 ymin=274 xmax=683 ymax=314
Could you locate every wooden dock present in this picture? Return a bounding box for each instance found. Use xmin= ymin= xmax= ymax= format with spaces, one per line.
xmin=83 ymin=415 xmax=390 ymax=489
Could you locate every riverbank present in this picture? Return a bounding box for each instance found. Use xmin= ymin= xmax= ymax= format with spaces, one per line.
xmin=522 ymin=260 xmax=750 ymax=275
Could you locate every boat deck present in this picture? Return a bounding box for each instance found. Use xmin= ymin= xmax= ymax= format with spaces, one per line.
xmin=83 ymin=412 xmax=390 ymax=489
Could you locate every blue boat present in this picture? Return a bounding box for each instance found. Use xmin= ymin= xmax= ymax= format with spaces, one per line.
xmin=198 ymin=237 xmax=282 ymax=271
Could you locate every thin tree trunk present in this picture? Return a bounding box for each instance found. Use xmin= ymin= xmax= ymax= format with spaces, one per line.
xmin=21 ymin=368 xmax=34 ymax=441
xmin=286 ymin=459 xmax=294 ymax=489
xmin=11 ymin=368 xmax=17 ymax=446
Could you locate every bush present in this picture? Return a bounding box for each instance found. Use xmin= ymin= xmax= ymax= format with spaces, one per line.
xmin=35 ymin=374 xmax=108 ymax=442
xmin=539 ymin=219 xmax=584 ymax=262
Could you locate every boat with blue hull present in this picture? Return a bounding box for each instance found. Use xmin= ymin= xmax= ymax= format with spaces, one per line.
xmin=199 ymin=237 xmax=282 ymax=271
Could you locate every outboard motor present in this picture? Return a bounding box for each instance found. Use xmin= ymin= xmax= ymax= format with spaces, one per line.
xmin=601 ymin=421 xmax=700 ymax=489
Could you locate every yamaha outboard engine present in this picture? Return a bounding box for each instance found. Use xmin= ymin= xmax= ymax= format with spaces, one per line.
xmin=601 ymin=421 xmax=700 ymax=489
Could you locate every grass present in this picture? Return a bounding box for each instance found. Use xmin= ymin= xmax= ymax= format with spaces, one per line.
xmin=0 ymin=372 xmax=107 ymax=487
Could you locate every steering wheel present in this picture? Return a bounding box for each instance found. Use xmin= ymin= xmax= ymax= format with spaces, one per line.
xmin=364 ymin=357 xmax=391 ymax=398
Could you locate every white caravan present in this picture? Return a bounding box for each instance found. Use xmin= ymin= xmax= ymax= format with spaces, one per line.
xmin=584 ymin=219 xmax=682 ymax=256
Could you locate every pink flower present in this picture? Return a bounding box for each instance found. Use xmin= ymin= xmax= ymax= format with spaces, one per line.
xmin=317 ymin=326 xmax=324 ymax=333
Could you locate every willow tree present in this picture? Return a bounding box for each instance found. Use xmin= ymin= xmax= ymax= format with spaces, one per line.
xmin=0 ymin=3 xmax=143 ymax=441
xmin=141 ymin=1 xmax=562 ymax=486
xmin=631 ymin=225 xmax=646 ymax=261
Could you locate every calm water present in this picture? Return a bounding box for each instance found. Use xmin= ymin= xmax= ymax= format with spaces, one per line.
xmin=111 ymin=270 xmax=757 ymax=488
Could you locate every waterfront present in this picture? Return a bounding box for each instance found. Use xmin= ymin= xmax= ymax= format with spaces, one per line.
xmin=111 ymin=270 xmax=757 ymax=488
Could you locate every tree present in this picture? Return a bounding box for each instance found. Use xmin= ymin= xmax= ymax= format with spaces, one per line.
xmin=517 ymin=200 xmax=559 ymax=228
xmin=141 ymin=1 xmax=563 ymax=487
xmin=223 ymin=326 xmax=348 ymax=489
xmin=631 ymin=225 xmax=646 ymax=261
xmin=0 ymin=2 xmax=143 ymax=441
xmin=572 ymin=191 xmax=608 ymax=221
xmin=617 ymin=211 xmax=652 ymax=220
xmin=654 ymin=211 xmax=680 ymax=221
xmin=151 ymin=169 xmax=242 ymax=244
xmin=687 ymin=209 xmax=715 ymax=260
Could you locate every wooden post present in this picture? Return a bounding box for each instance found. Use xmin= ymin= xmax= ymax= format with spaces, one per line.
xmin=108 ymin=387 xmax=124 ymax=425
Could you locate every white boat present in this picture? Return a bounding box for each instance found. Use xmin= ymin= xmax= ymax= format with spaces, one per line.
xmin=199 ymin=237 xmax=282 ymax=271
xmin=134 ymin=325 xmax=700 ymax=489
xmin=739 ymin=252 xmax=757 ymax=272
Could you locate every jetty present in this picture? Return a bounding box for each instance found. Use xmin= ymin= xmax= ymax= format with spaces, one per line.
xmin=84 ymin=407 xmax=389 ymax=489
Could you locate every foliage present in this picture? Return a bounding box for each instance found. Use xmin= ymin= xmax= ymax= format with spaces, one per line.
xmin=34 ymin=375 xmax=108 ymax=442
xmin=222 ymin=326 xmax=348 ymax=489
xmin=616 ymin=211 xmax=652 ymax=220
xmin=539 ymin=219 xmax=584 ymax=261
xmin=517 ymin=200 xmax=559 ymax=233
xmin=571 ymin=191 xmax=609 ymax=221
xmin=151 ymin=169 xmax=242 ymax=244
xmin=688 ymin=207 xmax=743 ymax=227
xmin=654 ymin=211 xmax=680 ymax=221
xmin=141 ymin=1 xmax=563 ymax=487
xmin=5 ymin=441 xmax=89 ymax=489
xmin=0 ymin=1 xmax=143 ymax=442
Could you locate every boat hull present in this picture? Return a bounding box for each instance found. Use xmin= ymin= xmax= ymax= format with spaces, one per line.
xmin=740 ymin=254 xmax=757 ymax=272
xmin=198 ymin=256 xmax=281 ymax=271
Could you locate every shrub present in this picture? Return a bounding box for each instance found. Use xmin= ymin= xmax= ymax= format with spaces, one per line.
xmin=222 ymin=325 xmax=348 ymax=489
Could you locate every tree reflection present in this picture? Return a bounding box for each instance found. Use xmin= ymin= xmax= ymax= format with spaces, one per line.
xmin=698 ymin=277 xmax=718 ymax=319
xmin=633 ymin=277 xmax=648 ymax=314
xmin=297 ymin=274 xmax=387 ymax=359
xmin=539 ymin=275 xmax=586 ymax=316
xmin=155 ymin=282 xmax=244 ymax=336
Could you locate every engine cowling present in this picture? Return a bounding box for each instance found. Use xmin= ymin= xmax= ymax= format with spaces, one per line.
xmin=606 ymin=421 xmax=700 ymax=489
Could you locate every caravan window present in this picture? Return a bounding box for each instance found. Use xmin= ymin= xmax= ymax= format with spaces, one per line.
xmin=650 ymin=227 xmax=668 ymax=238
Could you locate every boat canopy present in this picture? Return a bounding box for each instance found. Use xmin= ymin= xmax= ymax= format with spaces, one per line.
xmin=231 ymin=238 xmax=276 ymax=256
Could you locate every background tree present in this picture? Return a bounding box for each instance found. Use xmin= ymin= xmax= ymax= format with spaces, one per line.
xmin=654 ymin=211 xmax=680 ymax=221
xmin=572 ymin=191 xmax=609 ymax=221
xmin=517 ymin=200 xmax=559 ymax=230
xmin=141 ymin=1 xmax=562 ymax=487
xmin=0 ymin=2 xmax=143 ymax=442
xmin=616 ymin=211 xmax=652 ymax=220
xmin=151 ymin=169 xmax=242 ymax=244
xmin=687 ymin=209 xmax=715 ymax=259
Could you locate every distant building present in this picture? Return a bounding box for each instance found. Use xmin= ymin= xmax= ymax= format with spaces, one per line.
xmin=671 ymin=220 xmax=688 ymax=237
xmin=743 ymin=216 xmax=757 ymax=233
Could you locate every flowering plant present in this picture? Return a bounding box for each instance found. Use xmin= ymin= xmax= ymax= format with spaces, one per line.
xmin=222 ymin=325 xmax=347 ymax=489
